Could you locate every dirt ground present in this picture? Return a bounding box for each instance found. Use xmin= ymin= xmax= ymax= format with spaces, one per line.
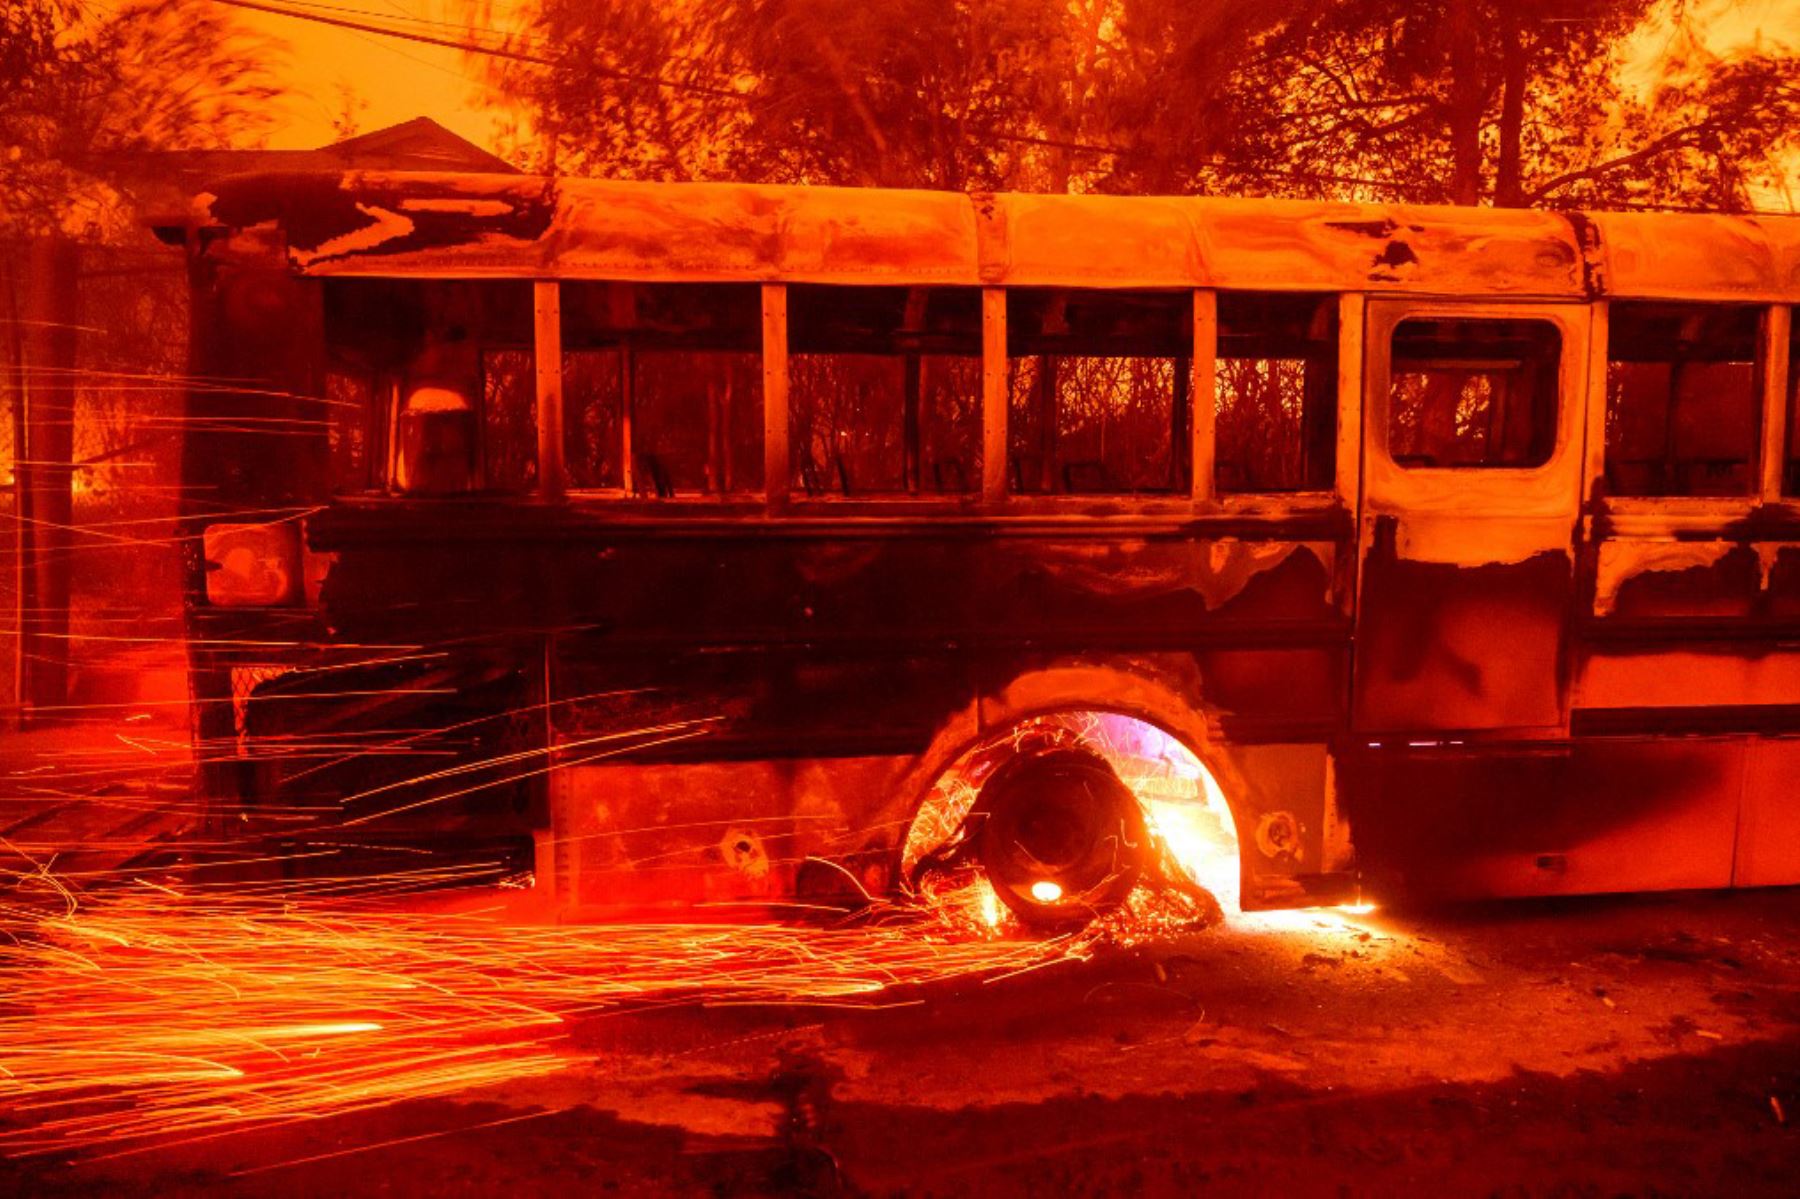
xmin=8 ymin=886 xmax=1800 ymax=1198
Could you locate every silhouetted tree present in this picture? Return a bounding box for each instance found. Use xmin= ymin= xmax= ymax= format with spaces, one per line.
xmin=489 ymin=0 xmax=1082 ymax=189
xmin=1113 ymin=0 xmax=1800 ymax=210
xmin=1 ymin=0 xmax=278 ymax=237
xmin=491 ymin=0 xmax=1798 ymax=211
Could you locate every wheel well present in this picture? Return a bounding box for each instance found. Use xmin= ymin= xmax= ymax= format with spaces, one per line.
xmin=900 ymin=686 xmax=1247 ymax=914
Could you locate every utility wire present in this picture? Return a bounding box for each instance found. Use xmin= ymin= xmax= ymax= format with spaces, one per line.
xmin=207 ymin=0 xmax=746 ymax=99
xmin=243 ymin=0 xmax=562 ymax=54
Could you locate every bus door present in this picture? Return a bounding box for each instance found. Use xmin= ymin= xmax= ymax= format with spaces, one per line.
xmin=1352 ymin=301 xmax=1590 ymax=734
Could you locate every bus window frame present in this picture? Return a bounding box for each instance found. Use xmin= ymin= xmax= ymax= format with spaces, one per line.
xmin=1590 ymin=301 xmax=1788 ymax=525
xmin=1763 ymin=303 xmax=1792 ymax=503
xmin=977 ymin=287 xmax=1356 ymax=519
xmin=545 ymin=280 xmax=768 ymax=514
xmin=535 ymin=281 xmax=565 ymax=499
xmin=776 ymin=284 xmax=988 ymax=515
xmin=1210 ymin=291 xmax=1363 ymax=519
xmin=1363 ymin=300 xmax=1588 ymax=519
xmin=510 ymin=281 xmax=1365 ymax=519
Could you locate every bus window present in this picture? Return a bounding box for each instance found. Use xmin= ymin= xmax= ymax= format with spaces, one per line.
xmin=562 ymin=282 xmax=763 ymax=496
xmin=563 ymin=349 xmax=624 ymax=490
xmin=481 ymin=350 xmax=537 ymax=491
xmin=1007 ymin=289 xmax=1187 ymax=495
xmin=1388 ymin=318 xmax=1561 ymax=469
xmin=787 ymin=286 xmax=981 ymax=496
xmin=1605 ymin=303 xmax=1761 ymax=498
xmin=324 ymin=369 xmax=376 ymax=493
xmin=1216 ymin=293 xmax=1338 ymax=492
xmin=323 ymin=279 xmax=534 ymax=496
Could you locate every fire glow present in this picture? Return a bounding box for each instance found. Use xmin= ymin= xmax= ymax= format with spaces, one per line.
xmin=0 ymin=869 xmax=1074 ymax=1159
xmin=0 ymin=714 xmax=1265 ymax=1161
xmin=905 ymin=711 xmax=1246 ymax=922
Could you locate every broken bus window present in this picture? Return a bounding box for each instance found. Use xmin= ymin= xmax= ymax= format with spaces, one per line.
xmin=481 ymin=350 xmax=536 ymax=491
xmin=561 ymin=348 xmax=624 ymax=490
xmin=786 ymin=285 xmax=980 ymax=496
xmin=1006 ymin=289 xmax=1187 ymax=495
xmin=1605 ymin=302 xmax=1762 ymax=498
xmin=1215 ymin=292 xmax=1338 ymax=492
xmin=323 ymin=368 xmax=377 ymax=494
xmin=1388 ymin=317 xmax=1561 ymax=469
xmin=561 ymin=282 xmax=763 ymax=496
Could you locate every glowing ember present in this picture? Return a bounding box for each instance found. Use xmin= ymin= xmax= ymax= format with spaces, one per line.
xmin=0 ymin=868 xmax=1081 ymax=1159
xmin=906 ymin=711 xmax=1244 ymax=918
xmin=0 ymin=713 xmax=1257 ymax=1161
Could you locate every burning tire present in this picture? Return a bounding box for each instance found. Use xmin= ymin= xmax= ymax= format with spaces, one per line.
xmin=969 ymin=740 xmax=1149 ymax=932
xmin=905 ymin=712 xmax=1235 ymax=936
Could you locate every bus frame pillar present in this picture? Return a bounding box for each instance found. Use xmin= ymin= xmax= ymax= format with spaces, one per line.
xmin=1761 ymin=304 xmax=1792 ymax=503
xmin=980 ymin=288 xmax=1006 ymax=504
xmin=534 ymin=280 xmax=565 ymax=500
xmin=1191 ymin=289 xmax=1217 ymax=504
xmin=762 ymin=283 xmax=789 ymax=508
xmin=1335 ymin=293 xmax=1367 ymax=515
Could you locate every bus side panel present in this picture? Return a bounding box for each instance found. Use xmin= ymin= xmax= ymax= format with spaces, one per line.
xmin=542 ymin=653 xmax=1344 ymax=912
xmin=308 ymin=513 xmax=1356 ymax=906
xmin=551 ymin=643 xmax=978 ymax=761
xmin=1736 ymin=738 xmax=1800 ymax=888
xmin=309 ymin=516 xmax=1353 ymax=739
xmin=1352 ymin=524 xmax=1572 ymax=732
xmin=974 ymin=535 xmax=1343 ymax=639
xmin=544 ymin=756 xmax=914 ymax=913
xmin=1340 ymin=738 xmax=1743 ymax=900
xmin=1578 ymin=645 xmax=1800 ymax=711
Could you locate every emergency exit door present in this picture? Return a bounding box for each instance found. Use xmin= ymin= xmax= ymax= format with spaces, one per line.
xmin=1352 ymin=300 xmax=1591 ymax=734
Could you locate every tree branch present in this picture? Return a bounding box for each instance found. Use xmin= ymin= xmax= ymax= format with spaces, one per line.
xmin=1526 ymin=122 xmax=1709 ymax=202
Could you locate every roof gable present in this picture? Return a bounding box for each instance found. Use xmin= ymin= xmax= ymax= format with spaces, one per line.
xmin=322 ymin=117 xmax=518 ymax=175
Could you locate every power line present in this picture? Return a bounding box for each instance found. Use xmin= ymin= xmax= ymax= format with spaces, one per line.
xmin=211 ymin=0 xmax=546 ymax=62
xmin=246 ymin=0 xmax=558 ymax=54
xmin=207 ymin=0 xmax=747 ymax=99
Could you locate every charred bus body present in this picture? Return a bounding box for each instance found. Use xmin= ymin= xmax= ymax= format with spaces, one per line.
xmin=162 ymin=172 xmax=1800 ymax=923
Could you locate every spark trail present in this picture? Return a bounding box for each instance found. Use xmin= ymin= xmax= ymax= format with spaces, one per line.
xmin=0 ymin=869 xmax=1080 ymax=1159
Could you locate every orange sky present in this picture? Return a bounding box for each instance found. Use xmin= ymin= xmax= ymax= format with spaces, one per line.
xmin=237 ymin=0 xmax=1796 ymax=208
xmin=237 ymin=0 xmax=513 ymax=152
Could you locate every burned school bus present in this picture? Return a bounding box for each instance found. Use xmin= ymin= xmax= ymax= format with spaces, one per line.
xmin=159 ymin=171 xmax=1800 ymax=926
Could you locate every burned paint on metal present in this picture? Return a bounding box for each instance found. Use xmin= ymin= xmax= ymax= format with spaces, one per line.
xmin=1594 ymin=540 xmax=1755 ymax=618
xmin=1589 ymin=537 xmax=1800 ymax=621
xmin=171 ymin=169 xmax=1800 ymax=301
xmin=163 ymin=170 xmax=1663 ymax=298
xmin=1341 ymin=738 xmax=1743 ymax=900
xmin=198 ymin=172 xmax=559 ymax=271
xmin=1354 ymin=515 xmax=1572 ymax=732
xmin=1368 ymin=238 xmax=1422 ymax=280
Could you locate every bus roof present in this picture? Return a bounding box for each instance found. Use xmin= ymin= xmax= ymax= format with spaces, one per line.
xmin=179 ymin=169 xmax=1800 ymax=303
